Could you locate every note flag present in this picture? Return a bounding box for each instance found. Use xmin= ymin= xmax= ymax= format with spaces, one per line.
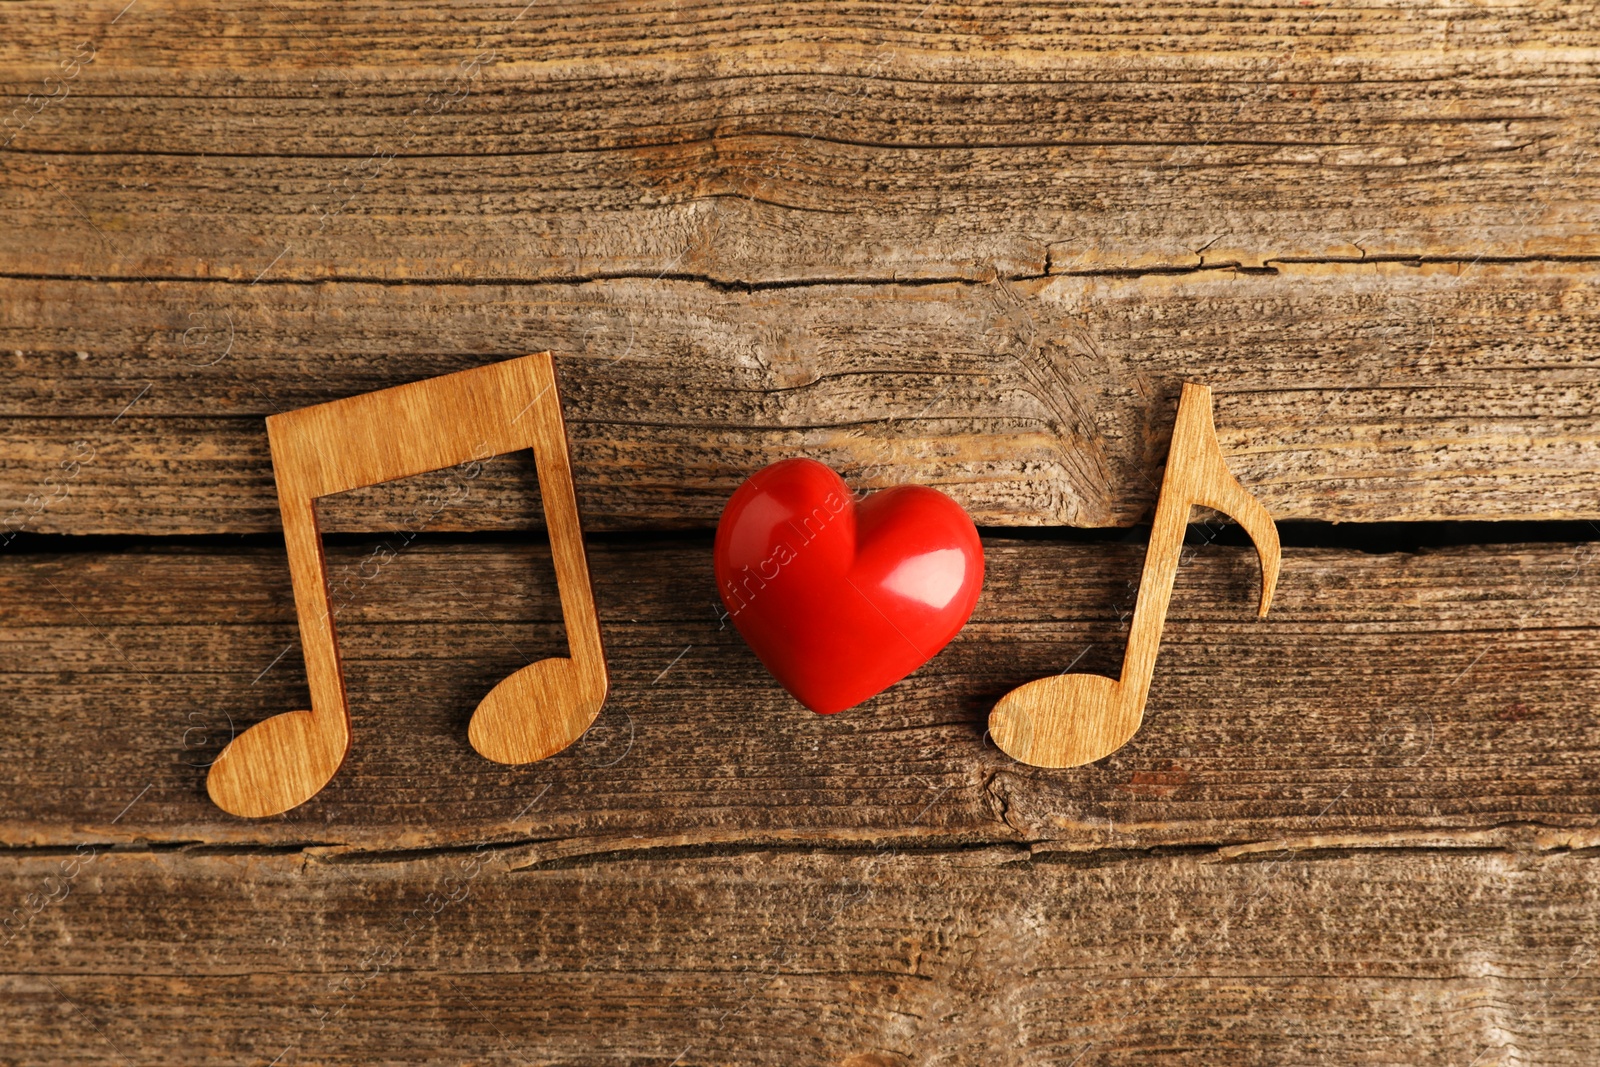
xmin=988 ymin=382 xmax=1280 ymax=768
xmin=207 ymin=353 xmax=608 ymax=818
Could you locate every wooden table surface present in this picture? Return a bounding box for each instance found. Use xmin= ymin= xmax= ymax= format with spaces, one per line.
xmin=4 ymin=2 xmax=1599 ymax=1063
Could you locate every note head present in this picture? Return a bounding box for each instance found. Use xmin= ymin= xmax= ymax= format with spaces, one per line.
xmin=206 ymin=710 xmax=347 ymax=818
xmin=469 ymin=655 xmax=608 ymax=765
xmin=989 ymin=672 xmax=1133 ymax=769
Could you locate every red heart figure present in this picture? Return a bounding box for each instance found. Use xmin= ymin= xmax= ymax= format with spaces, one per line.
xmin=714 ymin=458 xmax=984 ymax=714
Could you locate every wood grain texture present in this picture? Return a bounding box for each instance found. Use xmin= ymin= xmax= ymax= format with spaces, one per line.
xmin=4 ymin=538 xmax=1597 ymax=852
xmin=2 ymin=1 xmax=1598 ymax=285
xmin=6 ymin=2 xmax=1600 ymax=1058
xmin=4 ymin=260 xmax=1600 ymax=534
xmin=4 ymin=845 xmax=1598 ymax=1064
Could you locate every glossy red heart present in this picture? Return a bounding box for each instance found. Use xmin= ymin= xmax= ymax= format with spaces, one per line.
xmin=714 ymin=457 xmax=984 ymax=714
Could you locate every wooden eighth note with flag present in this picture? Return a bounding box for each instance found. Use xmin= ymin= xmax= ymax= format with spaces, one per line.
xmin=207 ymin=353 xmax=608 ymax=818
xmin=988 ymin=383 xmax=1281 ymax=769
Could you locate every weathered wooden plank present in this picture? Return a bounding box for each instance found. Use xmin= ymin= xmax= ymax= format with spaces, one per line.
xmin=2 ymin=1 xmax=1598 ymax=285
xmin=4 ymin=846 xmax=1598 ymax=1063
xmin=5 ymin=3 xmax=1596 ymax=1059
xmin=4 ymin=537 xmax=1598 ymax=851
xmin=4 ymin=261 xmax=1599 ymax=533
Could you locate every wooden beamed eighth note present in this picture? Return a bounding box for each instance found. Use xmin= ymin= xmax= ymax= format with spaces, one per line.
xmin=206 ymin=353 xmax=608 ymax=818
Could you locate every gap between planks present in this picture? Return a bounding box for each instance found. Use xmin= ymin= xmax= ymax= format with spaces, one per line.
xmin=7 ymin=252 xmax=1600 ymax=291
xmin=3 ymin=823 xmax=1598 ymax=870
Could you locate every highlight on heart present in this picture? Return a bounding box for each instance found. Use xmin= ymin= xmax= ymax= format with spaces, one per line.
xmin=712 ymin=457 xmax=986 ymax=715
